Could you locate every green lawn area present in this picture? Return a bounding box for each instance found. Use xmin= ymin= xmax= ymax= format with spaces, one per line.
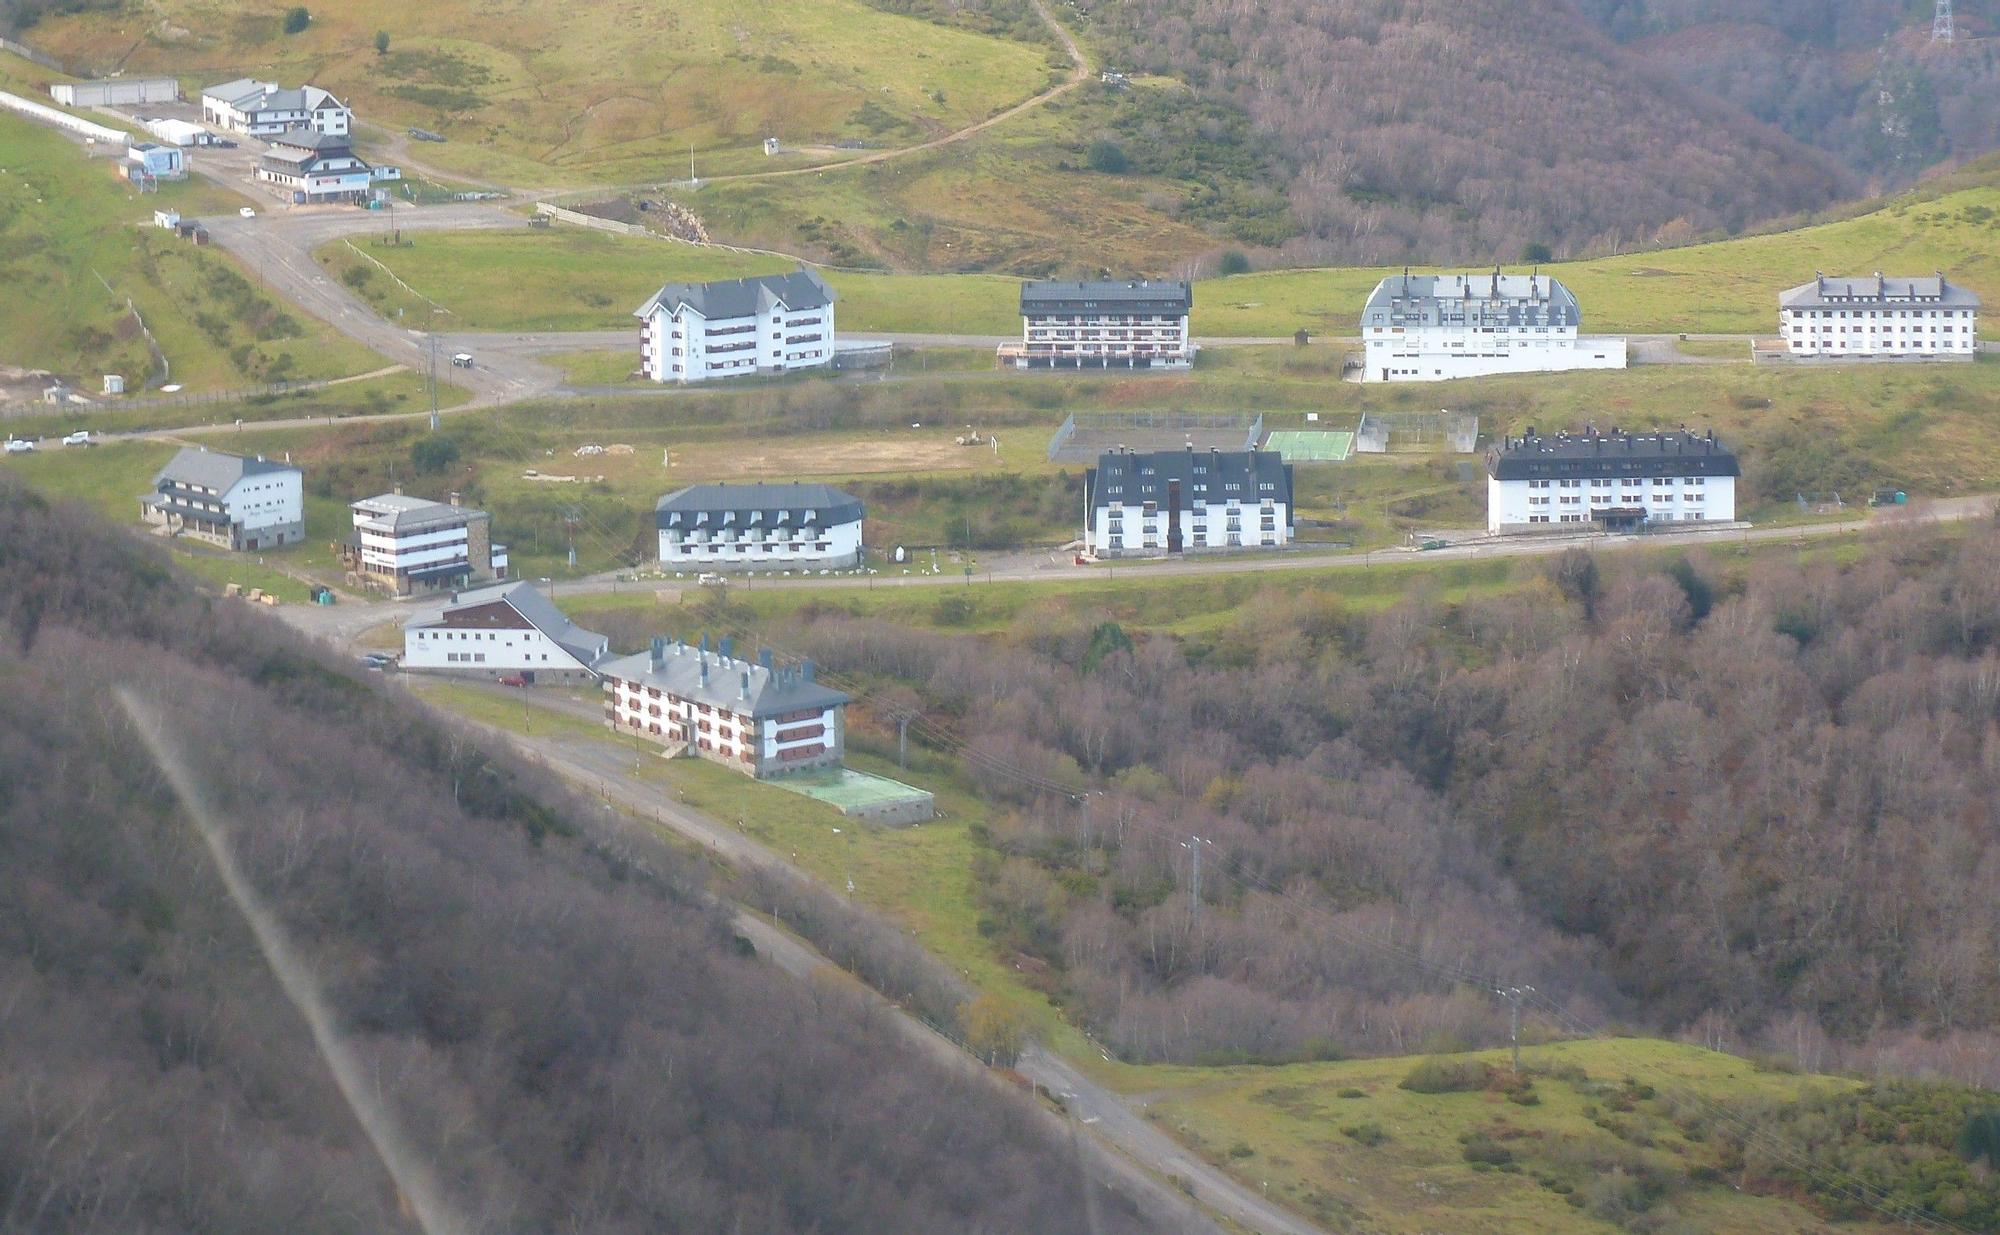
xmin=0 ymin=109 xmax=390 ymax=392
xmin=0 ymin=370 xmax=456 ymax=440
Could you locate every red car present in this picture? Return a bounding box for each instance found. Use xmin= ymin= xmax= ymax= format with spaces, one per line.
xmin=498 ymin=674 xmax=529 ymax=688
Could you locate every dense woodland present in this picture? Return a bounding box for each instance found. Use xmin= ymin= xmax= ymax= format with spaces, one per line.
xmin=760 ymin=527 xmax=2000 ymax=1088
xmin=0 ymin=478 xmax=1160 ymax=1235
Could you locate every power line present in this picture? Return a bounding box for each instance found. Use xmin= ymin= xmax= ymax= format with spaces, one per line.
xmin=1935 ymin=0 xmax=1956 ymax=44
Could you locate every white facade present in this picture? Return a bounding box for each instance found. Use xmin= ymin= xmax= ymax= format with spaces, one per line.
xmin=51 ymin=78 xmax=180 ymax=108
xmin=1779 ymin=273 xmax=1980 ymax=358
xmin=201 ymin=80 xmax=351 ymax=137
xmin=140 ymin=447 xmax=304 ymax=551
xmin=124 ymin=142 xmax=185 ymax=179
xmin=346 ymin=492 xmax=502 ymax=596
xmin=636 ymin=269 xmax=836 ymax=384
xmin=401 ymin=582 xmax=608 ymax=679
xmin=1085 ymin=448 xmax=1293 ymax=558
xmin=601 ymin=638 xmax=848 ymax=778
xmin=1008 ymin=280 xmax=1192 ymax=369
xmin=1361 ymin=270 xmax=1626 ymax=383
xmin=1485 ymin=429 xmax=1738 ymax=534
xmin=655 ymin=482 xmax=865 ymax=569
xmin=257 ymin=130 xmax=381 ymax=202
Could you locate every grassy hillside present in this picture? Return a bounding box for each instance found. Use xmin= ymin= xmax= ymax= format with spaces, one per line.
xmin=24 ymin=0 xmax=1064 ymax=187
xmin=0 ymin=104 xmax=387 ymax=391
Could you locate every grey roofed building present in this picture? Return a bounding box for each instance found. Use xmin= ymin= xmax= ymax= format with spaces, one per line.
xmin=351 ymin=492 xmax=485 ymax=534
xmin=598 ymin=636 xmax=850 ymax=719
xmin=266 ymin=127 xmax=349 ymax=153
xmin=1362 ymin=269 xmax=1580 ymax=330
xmin=1778 ymin=271 xmax=1982 ymax=310
xmin=152 ymin=445 xmax=296 ymax=492
xmin=633 ymin=268 xmax=834 ymax=321
xmin=201 ymin=78 xmax=269 ymax=104
xmin=430 ymin=580 xmax=610 ymax=668
xmin=1084 ymin=446 xmax=1293 ymax=528
xmin=1020 ymin=279 xmax=1192 ymax=316
xmin=1487 ymin=428 xmax=1740 ymax=481
xmin=654 ymin=481 xmax=864 ymax=529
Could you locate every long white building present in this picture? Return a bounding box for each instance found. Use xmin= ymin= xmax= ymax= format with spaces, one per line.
xmin=200 ymin=79 xmax=351 ymax=137
xmin=1360 ymin=270 xmax=1626 ymax=383
xmin=635 ymin=269 xmax=835 ymax=383
xmin=140 ymin=447 xmax=304 ymax=551
xmin=655 ymin=482 xmax=864 ymax=570
xmin=402 ymin=581 xmax=609 ymax=682
xmin=1084 ymin=447 xmax=1293 ymax=558
xmin=344 ymin=492 xmax=507 ymax=596
xmin=1486 ymin=428 xmax=1738 ymax=534
xmin=601 ymin=635 xmax=849 ymax=778
xmin=1778 ymin=272 xmax=1980 ymax=359
xmin=1002 ymin=280 xmax=1193 ymax=370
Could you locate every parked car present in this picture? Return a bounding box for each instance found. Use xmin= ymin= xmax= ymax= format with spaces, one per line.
xmin=3 ymin=438 xmax=35 ymax=454
xmin=451 ymin=352 xmax=474 ymax=368
xmin=498 ymin=674 xmax=529 ymax=687
xmin=238 ymin=206 xmax=256 ymax=218
xmin=60 ymin=430 xmax=91 ymax=447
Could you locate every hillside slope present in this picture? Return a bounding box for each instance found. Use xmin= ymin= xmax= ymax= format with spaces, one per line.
xmin=1085 ymin=0 xmax=1851 ymax=262
xmin=0 ymin=477 xmax=1155 ymax=1235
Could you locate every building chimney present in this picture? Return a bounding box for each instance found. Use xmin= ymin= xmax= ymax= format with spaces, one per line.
xmin=392 ymin=483 xmax=403 ymax=497
xmin=802 ymin=659 xmax=816 ymax=683
xmin=719 ymin=635 xmax=735 ymax=661
xmin=759 ymin=648 xmax=774 ymax=670
xmin=449 ymin=491 xmax=461 ymax=507
xmin=650 ymin=636 xmax=666 ymax=670
xmin=700 ymin=632 xmax=709 ymax=654
xmin=739 ymin=670 xmax=750 ymax=701
xmin=699 ymin=656 xmax=710 ymax=688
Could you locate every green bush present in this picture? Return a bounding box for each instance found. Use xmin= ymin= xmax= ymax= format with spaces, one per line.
xmin=410 ymin=435 xmax=461 ymax=475
xmin=1086 ymin=139 xmax=1128 ymax=174
xmin=1399 ymin=1057 xmax=1490 ymax=1094
xmin=282 ymin=6 xmax=310 ymax=34
xmin=1217 ymin=250 xmax=1251 ymax=276
xmin=1337 ymin=1087 xmax=1367 ymax=1099
xmin=1341 ymin=1122 xmax=1387 ymax=1147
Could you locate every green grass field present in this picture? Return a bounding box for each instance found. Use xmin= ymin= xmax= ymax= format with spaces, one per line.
xmin=0 ymin=106 xmax=388 ymax=392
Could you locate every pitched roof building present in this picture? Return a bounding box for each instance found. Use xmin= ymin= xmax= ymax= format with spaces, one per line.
xmin=1004 ymin=279 xmax=1193 ymax=370
xmin=1359 ymin=269 xmax=1626 ymax=382
xmin=635 ymin=269 xmax=837 ymax=383
xmin=140 ymin=446 xmax=304 ymax=551
xmin=200 ymin=79 xmax=351 ymax=136
xmin=1485 ymin=427 xmax=1739 ymax=533
xmin=654 ymin=481 xmax=865 ymax=569
xmin=1084 ymin=446 xmax=1293 ymax=557
xmin=344 ymin=492 xmax=507 ymax=596
xmin=1777 ymin=272 xmax=1980 ymax=360
xmin=601 ymin=635 xmax=849 ymax=777
xmin=402 ymin=581 xmax=610 ymax=681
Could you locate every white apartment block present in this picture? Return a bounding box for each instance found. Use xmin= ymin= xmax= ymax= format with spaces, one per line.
xmin=1003 ymin=280 xmax=1193 ymax=370
xmin=1778 ymin=272 xmax=1980 ymax=359
xmin=635 ymin=268 xmax=835 ymax=383
xmin=600 ymin=635 xmax=849 ymax=779
xmin=1486 ymin=428 xmax=1738 ymax=534
xmin=402 ymin=581 xmax=609 ymax=682
xmin=1085 ymin=447 xmax=1293 ymax=558
xmin=140 ymin=446 xmax=303 ymax=551
xmin=655 ymin=481 xmax=864 ymax=570
xmin=1361 ymin=270 xmax=1627 ymax=383
xmin=344 ymin=491 xmax=507 ymax=597
xmin=200 ymin=79 xmax=351 ymax=137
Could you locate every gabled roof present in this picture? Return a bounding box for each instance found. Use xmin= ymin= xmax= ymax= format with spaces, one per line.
xmin=409 ymin=581 xmax=611 ymax=669
xmin=1084 ymin=447 xmax=1292 ymax=525
xmin=201 ymin=78 xmax=273 ymax=105
xmin=1021 ymin=279 xmax=1192 ymax=315
xmin=351 ymin=492 xmax=486 ymax=534
xmin=654 ymin=481 xmax=864 ymax=529
xmin=1362 ymin=270 xmax=1580 ymax=329
xmin=633 ymin=268 xmax=834 ymax=321
xmin=1487 ymin=428 xmax=1740 ymax=481
xmin=267 ymin=126 xmax=349 ymax=152
xmin=599 ymin=637 xmax=850 ymax=719
xmin=153 ymin=446 xmax=298 ymax=493
xmin=1779 ymin=272 xmax=1981 ymax=310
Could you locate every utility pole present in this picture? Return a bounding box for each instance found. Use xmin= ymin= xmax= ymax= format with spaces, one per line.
xmin=1181 ymin=835 xmax=1210 ymax=922
xmin=1935 ymin=0 xmax=1956 ymax=43
xmin=1494 ymin=985 xmax=1535 ymax=1075
xmin=427 ymin=333 xmax=439 ymax=431
xmin=897 ymin=713 xmax=912 ymax=769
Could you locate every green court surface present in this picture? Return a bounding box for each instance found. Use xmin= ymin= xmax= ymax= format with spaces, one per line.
xmin=1263 ymin=430 xmax=1356 ymax=462
xmin=774 ymin=768 xmax=932 ymax=813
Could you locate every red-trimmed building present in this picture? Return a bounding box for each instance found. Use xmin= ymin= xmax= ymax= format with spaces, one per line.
xmin=599 ymin=635 xmax=848 ymax=778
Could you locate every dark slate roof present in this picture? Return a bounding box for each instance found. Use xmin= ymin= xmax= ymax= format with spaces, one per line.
xmin=654 ymin=482 xmax=864 ymax=529
xmin=634 ymin=268 xmax=834 ymax=321
xmin=599 ymin=637 xmax=850 ymax=719
xmin=351 ymin=492 xmax=487 ymax=535
xmin=152 ymin=446 xmax=298 ymax=493
xmin=1021 ymin=280 xmax=1192 ymax=316
xmin=411 ymin=581 xmax=610 ymax=668
xmin=1779 ymin=272 xmax=1981 ymax=310
xmin=1362 ymin=270 xmax=1580 ymax=330
xmin=1084 ymin=447 xmax=1292 ymax=527
xmin=267 ymin=126 xmax=349 ymax=152
xmin=1487 ymin=429 xmax=1740 ymax=481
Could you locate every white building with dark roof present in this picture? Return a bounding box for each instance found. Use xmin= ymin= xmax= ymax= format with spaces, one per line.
xmin=402 ymin=581 xmax=609 ymax=682
xmin=140 ymin=446 xmax=303 ymax=551
xmin=635 ymin=268 xmax=836 ymax=383
xmin=256 ymin=128 xmax=395 ymax=203
xmin=1486 ymin=427 xmax=1739 ymax=533
xmin=655 ymin=482 xmax=864 ymax=570
xmin=1361 ymin=270 xmax=1627 ymax=383
xmin=1002 ymin=280 xmax=1193 ymax=370
xmin=601 ymin=635 xmax=849 ymax=777
xmin=344 ymin=491 xmax=507 ymax=596
xmin=1084 ymin=446 xmax=1293 ymax=557
xmin=1778 ymin=272 xmax=1980 ymax=359
xmin=200 ymin=79 xmax=350 ymax=137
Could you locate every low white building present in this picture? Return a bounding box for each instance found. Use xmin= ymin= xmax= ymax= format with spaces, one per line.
xmin=656 ymin=482 xmax=864 ymax=570
xmin=140 ymin=446 xmax=304 ymax=551
xmin=402 ymin=581 xmax=609 ymax=682
xmin=635 ymin=268 xmax=836 ymax=383
xmin=1486 ymin=427 xmax=1738 ymax=534
xmin=344 ymin=491 xmax=508 ymax=596
xmin=257 ymin=128 xmax=392 ymax=203
xmin=123 ymin=141 xmax=185 ymax=181
xmin=1002 ymin=280 xmax=1193 ymax=370
xmin=1084 ymin=446 xmax=1293 ymax=558
xmin=1360 ymin=270 xmax=1627 ymax=383
xmin=201 ymin=79 xmax=351 ymax=137
xmin=142 ymin=117 xmax=213 ymax=148
xmin=51 ymin=78 xmax=179 ymax=108
xmin=1778 ymin=272 xmax=1980 ymax=359
xmin=601 ymin=635 xmax=849 ymax=778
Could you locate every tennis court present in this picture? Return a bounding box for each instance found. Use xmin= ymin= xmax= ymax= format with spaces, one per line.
xmin=774 ymin=768 xmax=936 ymax=825
xmin=1263 ymin=430 xmax=1356 ymax=462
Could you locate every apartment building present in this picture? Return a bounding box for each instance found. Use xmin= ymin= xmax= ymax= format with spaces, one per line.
xmin=635 ymin=268 xmax=836 ymax=383
xmin=1486 ymin=427 xmax=1739 ymax=533
xmin=140 ymin=447 xmax=304 ymax=551
xmin=1084 ymin=446 xmax=1293 ymax=558
xmin=1360 ymin=269 xmax=1627 ymax=382
xmin=200 ymin=79 xmax=351 ymax=137
xmin=655 ymin=481 xmax=865 ymax=570
xmin=1778 ymin=272 xmax=1980 ymax=359
xmin=402 ymin=581 xmax=609 ymax=682
xmin=343 ymin=491 xmax=507 ymax=596
xmin=1002 ymin=280 xmax=1193 ymax=370
xmin=600 ymin=635 xmax=849 ymax=778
